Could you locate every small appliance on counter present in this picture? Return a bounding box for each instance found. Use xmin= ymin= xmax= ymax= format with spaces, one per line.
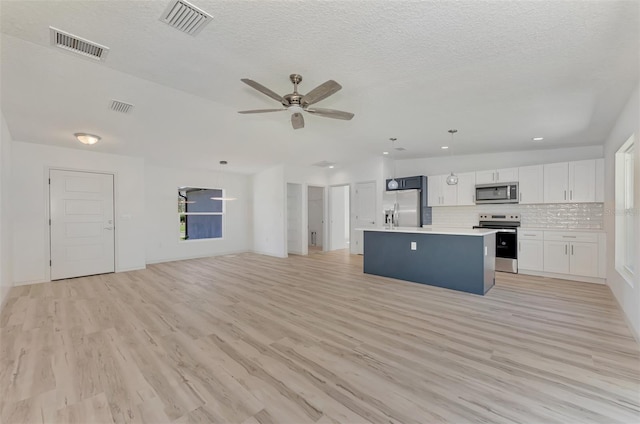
xmin=475 ymin=182 xmax=519 ymax=204
xmin=473 ymin=213 xmax=521 ymax=273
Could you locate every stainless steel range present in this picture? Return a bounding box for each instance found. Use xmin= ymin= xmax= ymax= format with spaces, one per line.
xmin=473 ymin=213 xmax=520 ymax=273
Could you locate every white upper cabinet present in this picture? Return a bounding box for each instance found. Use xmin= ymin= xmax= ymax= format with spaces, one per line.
xmin=427 ymin=175 xmax=457 ymax=206
xmin=476 ymin=168 xmax=518 ymax=184
xmin=456 ymin=172 xmax=476 ymax=206
xmin=569 ymin=160 xmax=596 ymax=202
xmin=475 ymin=170 xmax=496 ymax=185
xmin=427 ymin=175 xmax=440 ymax=206
xmin=543 ymin=162 xmax=570 ymax=203
xmin=496 ymin=167 xmax=519 ymax=183
xmin=544 ymin=160 xmax=597 ymax=203
xmin=595 ymin=158 xmax=604 ymax=202
xmin=518 ymin=165 xmax=544 ymax=204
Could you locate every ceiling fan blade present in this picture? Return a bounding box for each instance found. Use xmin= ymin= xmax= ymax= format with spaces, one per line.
xmin=305 ymin=107 xmax=354 ymax=120
xmin=238 ymin=108 xmax=285 ymax=114
xmin=240 ymin=78 xmax=283 ymax=103
xmin=291 ymin=112 xmax=304 ymax=129
xmin=302 ymin=80 xmax=342 ymax=106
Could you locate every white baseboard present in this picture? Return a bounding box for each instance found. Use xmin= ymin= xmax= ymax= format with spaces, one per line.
xmin=14 ymin=278 xmax=48 ymax=287
xmin=251 ymin=249 xmax=287 ymax=258
xmin=518 ymin=269 xmax=605 ymax=284
xmin=116 ymin=266 xmax=146 ymax=273
xmin=146 ymin=249 xmax=250 ymax=265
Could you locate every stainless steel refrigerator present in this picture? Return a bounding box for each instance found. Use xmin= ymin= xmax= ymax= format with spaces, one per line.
xmin=383 ymin=189 xmax=421 ymax=227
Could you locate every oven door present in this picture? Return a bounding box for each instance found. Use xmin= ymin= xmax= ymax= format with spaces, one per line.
xmin=495 ymin=230 xmax=518 ymax=273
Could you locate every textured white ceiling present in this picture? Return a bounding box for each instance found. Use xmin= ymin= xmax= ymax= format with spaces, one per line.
xmin=1 ymin=0 xmax=638 ymax=173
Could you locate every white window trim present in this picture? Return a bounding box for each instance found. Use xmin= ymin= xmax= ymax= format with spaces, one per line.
xmin=178 ymin=187 xmax=226 ymax=241
xmin=614 ymin=134 xmax=636 ymax=286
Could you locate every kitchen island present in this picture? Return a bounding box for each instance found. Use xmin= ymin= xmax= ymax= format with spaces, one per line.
xmin=361 ymin=227 xmax=497 ymax=295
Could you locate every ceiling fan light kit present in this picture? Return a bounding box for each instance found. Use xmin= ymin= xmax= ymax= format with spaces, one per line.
xmin=238 ymin=73 xmax=354 ymax=129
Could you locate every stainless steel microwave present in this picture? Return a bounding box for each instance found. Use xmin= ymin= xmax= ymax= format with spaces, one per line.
xmin=475 ymin=182 xmax=519 ymax=204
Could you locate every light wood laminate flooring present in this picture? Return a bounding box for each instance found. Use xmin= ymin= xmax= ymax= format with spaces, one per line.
xmin=1 ymin=250 xmax=638 ymax=423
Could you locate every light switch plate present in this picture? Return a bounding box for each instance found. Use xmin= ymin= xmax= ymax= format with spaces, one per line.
xmin=411 ymin=241 xmax=417 ymax=250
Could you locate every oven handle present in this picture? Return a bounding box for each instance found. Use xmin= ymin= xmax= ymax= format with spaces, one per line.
xmin=493 ymin=229 xmax=517 ymax=233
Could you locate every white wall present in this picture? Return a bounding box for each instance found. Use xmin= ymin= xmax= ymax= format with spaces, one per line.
xmin=11 ymin=141 xmax=146 ymax=285
xmin=396 ymin=145 xmax=604 ymax=177
xmin=0 ymin=112 xmax=13 ymax=309
xmin=145 ymin=165 xmax=252 ymax=264
xmin=602 ymin=83 xmax=640 ymax=340
xmin=253 ymin=165 xmax=286 ymax=257
xmin=330 ymin=157 xmax=385 ymax=254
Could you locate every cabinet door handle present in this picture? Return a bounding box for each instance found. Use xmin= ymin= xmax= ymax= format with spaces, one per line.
xmin=571 ymin=245 xmax=574 ymax=255
xmin=496 ymin=171 xmax=500 ymax=181
xmin=570 ymin=190 xmax=573 ymax=200
xmin=518 ymin=242 xmax=521 ymax=252
xmin=564 ymin=190 xmax=567 ymax=200
xmin=492 ymin=172 xmax=496 ymax=182
xmin=562 ymin=235 xmax=576 ymax=238
xmin=520 ymin=192 xmax=522 ymax=202
xmin=565 ymin=244 xmax=568 ymax=255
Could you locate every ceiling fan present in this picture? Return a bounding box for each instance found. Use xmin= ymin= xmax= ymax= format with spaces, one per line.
xmin=238 ymin=74 xmax=354 ymax=129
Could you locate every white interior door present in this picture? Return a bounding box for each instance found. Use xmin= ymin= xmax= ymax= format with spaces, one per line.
xmin=330 ymin=185 xmax=349 ymax=251
xmin=50 ymin=170 xmax=115 ymax=280
xmin=354 ymin=181 xmax=377 ymax=255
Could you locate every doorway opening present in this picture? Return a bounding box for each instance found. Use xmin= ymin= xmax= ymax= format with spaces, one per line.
xmin=287 ymin=183 xmax=304 ymax=255
xmin=329 ymin=184 xmax=350 ymax=251
xmin=307 ymin=186 xmax=325 ymax=253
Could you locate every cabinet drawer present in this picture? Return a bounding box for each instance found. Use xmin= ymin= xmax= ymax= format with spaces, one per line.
xmin=518 ymin=230 xmax=543 ymax=239
xmin=544 ymin=231 xmax=599 ymax=243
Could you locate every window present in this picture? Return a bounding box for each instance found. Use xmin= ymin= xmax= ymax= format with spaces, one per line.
xmin=615 ymin=134 xmax=635 ymax=283
xmin=178 ymin=187 xmax=224 ymax=240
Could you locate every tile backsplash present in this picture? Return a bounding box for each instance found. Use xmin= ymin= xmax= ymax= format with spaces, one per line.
xmin=432 ymin=203 xmax=604 ymax=229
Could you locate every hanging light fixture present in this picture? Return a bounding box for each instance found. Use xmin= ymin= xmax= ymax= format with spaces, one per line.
xmin=210 ymin=160 xmax=237 ymax=201
xmin=446 ymin=129 xmax=459 ymax=185
xmin=387 ymin=137 xmax=399 ymax=190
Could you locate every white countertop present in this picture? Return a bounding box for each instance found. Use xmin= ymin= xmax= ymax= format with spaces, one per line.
xmin=358 ymin=226 xmax=498 ymax=236
xmin=518 ymin=227 xmax=605 ymax=233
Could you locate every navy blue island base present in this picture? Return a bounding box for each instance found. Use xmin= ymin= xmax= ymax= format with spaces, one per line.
xmin=363 ymin=229 xmax=496 ymax=295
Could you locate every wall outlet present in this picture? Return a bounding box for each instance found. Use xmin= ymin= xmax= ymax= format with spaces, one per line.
xmin=411 ymin=241 xmax=417 ymax=250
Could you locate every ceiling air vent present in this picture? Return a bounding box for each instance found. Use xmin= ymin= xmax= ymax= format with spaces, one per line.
xmin=110 ymin=100 xmax=134 ymax=114
xmin=49 ymin=27 xmax=109 ymax=61
xmin=160 ymin=0 xmax=213 ymax=36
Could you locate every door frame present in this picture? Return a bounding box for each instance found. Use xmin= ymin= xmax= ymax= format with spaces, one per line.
xmin=45 ymin=166 xmax=118 ymax=282
xmin=328 ymin=183 xmax=351 ymax=251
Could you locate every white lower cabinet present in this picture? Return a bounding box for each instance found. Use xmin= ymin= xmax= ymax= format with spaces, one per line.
xmin=519 ymin=229 xmax=604 ymax=282
xmin=541 ymin=231 xmax=601 ymax=279
xmin=543 ymin=240 xmax=571 ymax=274
xmin=518 ymin=230 xmax=544 ymax=271
xmin=569 ymin=241 xmax=599 ymax=277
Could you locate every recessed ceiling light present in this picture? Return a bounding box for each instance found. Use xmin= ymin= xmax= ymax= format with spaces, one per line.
xmin=441 ymin=146 xmax=449 ymax=149
xmin=532 ymin=137 xmax=544 ymax=141
xmin=383 ymin=151 xmax=389 ymax=155
xmin=328 ymin=165 xmax=335 ymax=169
xmin=74 ymin=133 xmax=101 ymax=145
